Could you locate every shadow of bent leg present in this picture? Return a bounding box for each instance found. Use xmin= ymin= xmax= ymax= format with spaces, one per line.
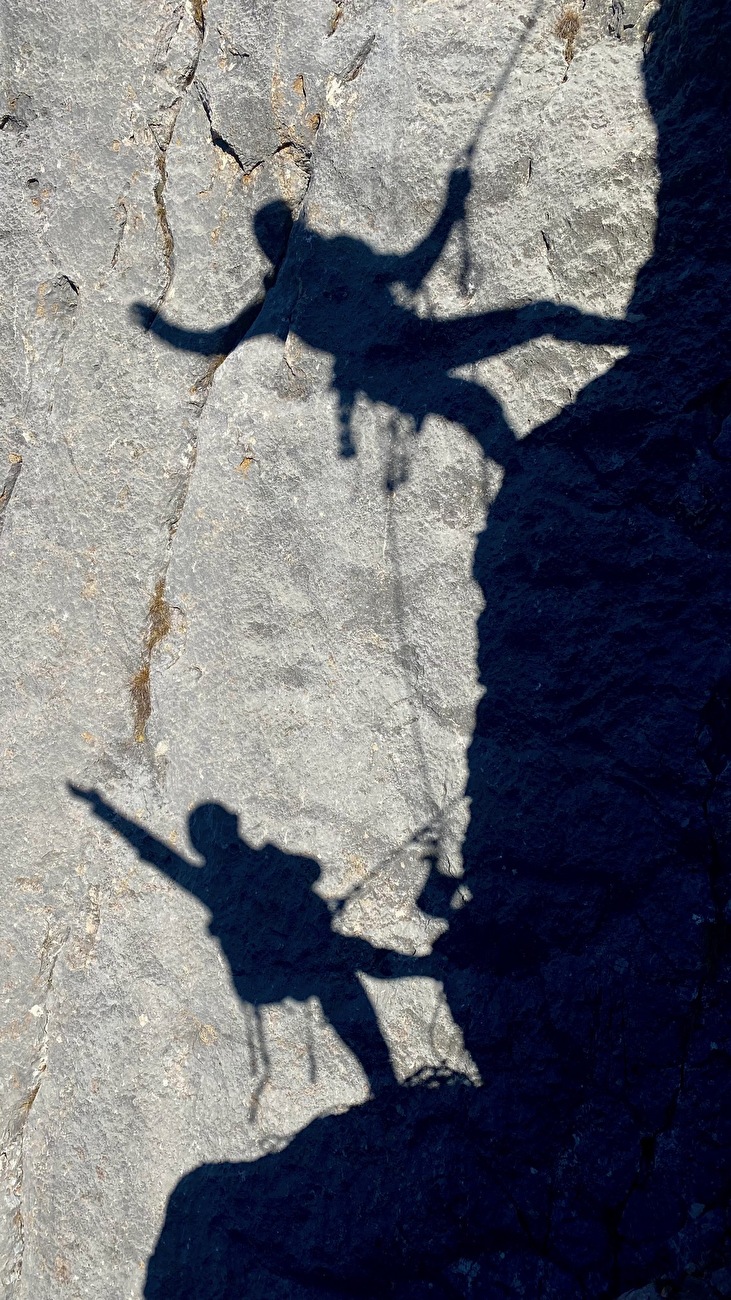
xmin=318 ymin=975 xmax=397 ymax=1093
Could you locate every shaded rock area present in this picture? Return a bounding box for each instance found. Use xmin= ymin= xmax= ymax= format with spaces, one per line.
xmin=2 ymin=0 xmax=731 ymax=1296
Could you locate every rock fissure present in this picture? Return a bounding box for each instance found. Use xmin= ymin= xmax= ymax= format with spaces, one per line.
xmin=111 ymin=195 xmax=128 ymax=268
xmin=1 ymin=928 xmax=67 ymax=1296
xmin=130 ymin=576 xmax=175 ymax=744
xmin=147 ymin=4 xmax=206 ymax=313
xmin=47 ymin=277 xmax=79 ymax=416
xmin=151 ymin=146 xmax=179 ymax=309
xmin=194 ymin=80 xmax=248 ymax=171
xmin=341 ymin=33 xmax=376 ymax=83
xmin=130 ymin=92 xmax=319 ymax=746
xmin=328 ymin=2 xmax=344 ymax=36
xmin=0 ymin=456 xmax=23 ymax=537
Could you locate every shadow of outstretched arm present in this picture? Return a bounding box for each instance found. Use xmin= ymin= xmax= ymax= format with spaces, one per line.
xmin=67 ymin=784 xmax=200 ymax=890
xmin=130 ymin=201 xmax=296 ymax=356
xmin=129 ymin=292 xmax=285 ymax=358
xmin=504 ymin=300 xmax=634 ymax=349
xmin=417 ymin=299 xmax=635 ymax=369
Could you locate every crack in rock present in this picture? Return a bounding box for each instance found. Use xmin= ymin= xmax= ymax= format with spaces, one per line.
xmin=0 ymin=455 xmax=23 ymax=538
xmin=130 ymin=576 xmax=175 ymax=744
xmin=341 ymin=33 xmax=376 ymax=82
xmin=147 ymin=1 xmax=206 ymax=313
xmin=0 ymin=928 xmax=67 ymax=1296
xmin=194 ymin=79 xmax=248 ymax=171
xmin=129 ymin=82 xmax=321 ymax=728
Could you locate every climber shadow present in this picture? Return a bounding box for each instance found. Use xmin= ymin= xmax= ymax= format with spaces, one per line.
xmin=67 ymin=785 xmax=432 ymax=1095
xmin=123 ymin=0 xmax=731 ymax=1293
xmin=131 ymin=160 xmax=631 ymax=475
xmin=138 ymin=846 xmax=587 ymax=1300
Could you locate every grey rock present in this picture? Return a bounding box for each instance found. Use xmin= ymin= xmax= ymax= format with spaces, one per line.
xmin=2 ymin=0 xmax=730 ymax=1296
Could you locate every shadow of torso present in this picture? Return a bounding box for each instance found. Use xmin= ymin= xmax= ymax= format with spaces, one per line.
xmin=201 ymin=839 xmax=376 ymax=1005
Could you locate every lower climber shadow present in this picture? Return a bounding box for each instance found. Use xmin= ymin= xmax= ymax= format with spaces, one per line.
xmin=68 ymin=785 xmax=428 ymax=1094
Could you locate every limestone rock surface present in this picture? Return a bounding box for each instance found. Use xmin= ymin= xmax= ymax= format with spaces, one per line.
xmin=2 ymin=0 xmax=731 ymax=1296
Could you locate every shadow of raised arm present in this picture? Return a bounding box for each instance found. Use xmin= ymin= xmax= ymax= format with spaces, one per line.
xmin=389 ymin=167 xmax=472 ymax=292
xmin=67 ymin=784 xmax=199 ymax=890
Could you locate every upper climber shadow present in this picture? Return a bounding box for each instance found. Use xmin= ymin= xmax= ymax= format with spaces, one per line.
xmin=67 ymin=783 xmax=426 ymax=1093
xmin=130 ymin=165 xmax=631 ymax=470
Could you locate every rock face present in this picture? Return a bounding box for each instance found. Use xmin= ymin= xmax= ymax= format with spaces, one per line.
xmin=2 ymin=0 xmax=731 ymax=1295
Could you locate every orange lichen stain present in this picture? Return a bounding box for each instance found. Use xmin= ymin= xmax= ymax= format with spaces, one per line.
xmin=54 ymin=1257 xmax=71 ymax=1284
xmin=15 ymin=877 xmax=43 ymax=894
xmin=35 ymin=282 xmax=50 ymax=317
xmin=130 ymin=579 xmax=172 ymax=742
xmin=148 ymin=579 xmax=173 ymax=653
xmin=130 ymin=663 xmax=151 ymax=743
xmin=271 ymin=66 xmax=286 ymax=121
xmin=555 ymin=6 xmax=581 ymax=62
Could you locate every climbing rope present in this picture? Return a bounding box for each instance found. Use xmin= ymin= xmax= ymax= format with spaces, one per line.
xmin=458 ymin=0 xmax=547 ymax=295
xmin=376 ymin=0 xmax=548 ymax=881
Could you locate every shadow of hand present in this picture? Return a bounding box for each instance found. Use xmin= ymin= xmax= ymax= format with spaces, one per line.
xmin=129 ymin=301 xmax=157 ymax=331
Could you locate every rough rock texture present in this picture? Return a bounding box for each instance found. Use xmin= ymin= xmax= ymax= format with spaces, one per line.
xmin=1 ymin=0 xmax=730 ymax=1296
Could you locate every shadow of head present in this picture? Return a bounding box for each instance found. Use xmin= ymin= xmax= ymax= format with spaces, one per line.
xmin=252 ymin=199 xmax=294 ymax=265
xmin=187 ymin=801 xmax=240 ymax=859
xmin=184 ymin=802 xmax=321 ymax=908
